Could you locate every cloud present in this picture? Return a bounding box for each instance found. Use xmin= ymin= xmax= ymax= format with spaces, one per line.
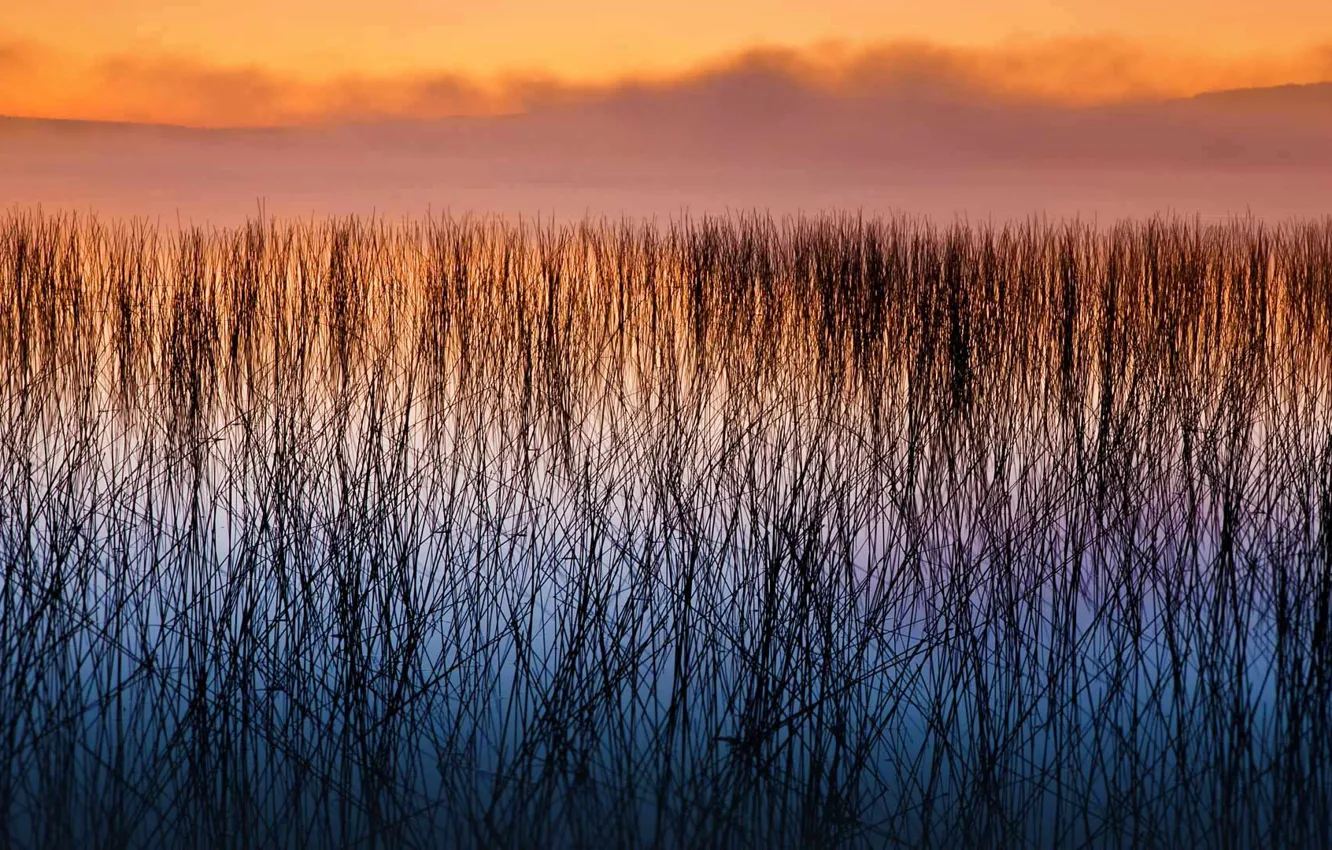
xmin=0 ymin=44 xmax=519 ymax=126
xmin=657 ymin=39 xmax=1332 ymax=106
xmin=0 ymin=37 xmax=1330 ymax=128
xmin=0 ymin=39 xmax=43 ymax=71
xmin=0 ymin=40 xmax=48 ymax=88
xmin=2 ymin=36 xmax=1331 ymax=225
xmin=0 ymin=44 xmax=29 ymax=73
xmin=96 ymin=56 xmax=293 ymax=126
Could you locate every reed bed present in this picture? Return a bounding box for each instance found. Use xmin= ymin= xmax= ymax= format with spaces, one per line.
xmin=1 ymin=211 xmax=1331 ymax=848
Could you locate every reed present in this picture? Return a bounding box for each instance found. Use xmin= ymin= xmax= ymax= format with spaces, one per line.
xmin=0 ymin=210 xmax=1330 ymax=848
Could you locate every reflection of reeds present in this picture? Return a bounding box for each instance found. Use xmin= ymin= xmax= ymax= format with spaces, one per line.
xmin=1 ymin=211 xmax=1331 ymax=847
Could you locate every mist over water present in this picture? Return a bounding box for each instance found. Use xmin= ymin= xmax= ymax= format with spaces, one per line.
xmin=5 ymin=77 xmax=1332 ymax=224
xmin=2 ymin=212 xmax=1331 ymax=848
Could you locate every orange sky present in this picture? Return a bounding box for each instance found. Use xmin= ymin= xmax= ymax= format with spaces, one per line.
xmin=3 ymin=0 xmax=1332 ymax=125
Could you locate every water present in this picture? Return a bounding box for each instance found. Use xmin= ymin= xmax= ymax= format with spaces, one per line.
xmin=1 ymin=213 xmax=1330 ymax=848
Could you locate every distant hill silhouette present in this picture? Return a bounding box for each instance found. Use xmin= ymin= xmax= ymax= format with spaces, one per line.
xmin=1188 ymin=81 xmax=1332 ymax=114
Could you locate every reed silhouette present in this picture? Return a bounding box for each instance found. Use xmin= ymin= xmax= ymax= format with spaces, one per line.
xmin=0 ymin=210 xmax=1330 ymax=848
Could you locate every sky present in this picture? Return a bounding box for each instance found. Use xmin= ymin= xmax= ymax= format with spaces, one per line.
xmin=2 ymin=1 xmax=1331 ymax=222
xmin=2 ymin=0 xmax=1331 ymax=125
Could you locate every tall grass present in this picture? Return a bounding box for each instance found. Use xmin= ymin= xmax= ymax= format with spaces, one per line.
xmin=1 ymin=210 xmax=1330 ymax=848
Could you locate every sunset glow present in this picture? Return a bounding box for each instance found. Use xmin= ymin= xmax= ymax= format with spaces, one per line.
xmin=5 ymin=2 xmax=1332 ymax=847
xmin=3 ymin=0 xmax=1331 ymax=126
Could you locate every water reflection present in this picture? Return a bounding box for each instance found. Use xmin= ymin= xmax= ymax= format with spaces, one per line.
xmin=1 ymin=213 xmax=1330 ymax=847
